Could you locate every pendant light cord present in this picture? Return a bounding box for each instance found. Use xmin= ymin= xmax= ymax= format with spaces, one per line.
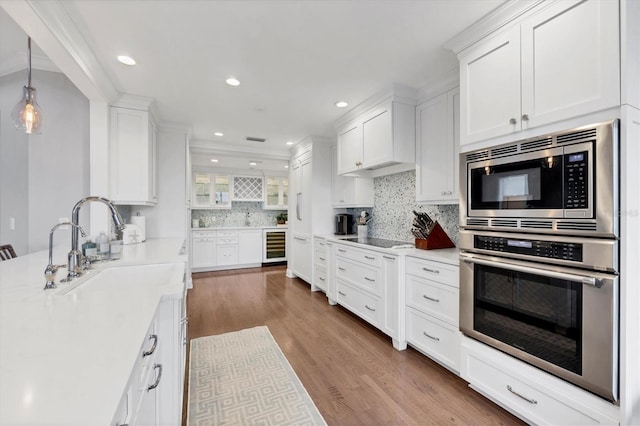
xmin=27 ymin=37 xmax=32 ymax=88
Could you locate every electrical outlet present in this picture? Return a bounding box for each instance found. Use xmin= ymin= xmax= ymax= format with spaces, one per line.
xmin=59 ymin=217 xmax=70 ymax=230
xmin=9 ymin=217 xmax=15 ymax=231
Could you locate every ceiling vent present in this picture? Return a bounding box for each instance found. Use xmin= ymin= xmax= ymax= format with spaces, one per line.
xmin=246 ymin=136 xmax=266 ymax=143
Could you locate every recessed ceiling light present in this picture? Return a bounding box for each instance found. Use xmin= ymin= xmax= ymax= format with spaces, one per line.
xmin=284 ymin=165 xmax=289 ymax=169
xmin=286 ymin=141 xmax=294 ymax=146
xmin=335 ymin=101 xmax=348 ymax=108
xmin=117 ymin=55 xmax=136 ymax=66
xmin=210 ymin=159 xmax=219 ymax=163
xmin=214 ymin=132 xmax=223 ymax=137
xmin=249 ymin=161 xmax=257 ymax=166
xmin=226 ymin=77 xmax=240 ymax=86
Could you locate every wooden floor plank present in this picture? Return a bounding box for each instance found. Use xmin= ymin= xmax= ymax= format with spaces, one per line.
xmin=183 ymin=265 xmax=525 ymax=425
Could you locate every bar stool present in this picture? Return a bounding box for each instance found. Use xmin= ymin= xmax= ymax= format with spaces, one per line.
xmin=0 ymin=244 xmax=17 ymax=261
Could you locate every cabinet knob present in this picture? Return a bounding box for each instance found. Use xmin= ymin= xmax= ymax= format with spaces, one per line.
xmin=509 ymin=118 xmax=517 ymax=125
xmin=522 ymin=114 xmax=529 ymax=121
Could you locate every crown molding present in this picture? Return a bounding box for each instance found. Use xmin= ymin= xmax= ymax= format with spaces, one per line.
xmin=415 ymin=71 xmax=459 ymax=104
xmin=190 ymin=139 xmax=291 ymax=161
xmin=1 ymin=0 xmax=118 ymax=102
xmin=443 ymin=0 xmax=547 ymax=55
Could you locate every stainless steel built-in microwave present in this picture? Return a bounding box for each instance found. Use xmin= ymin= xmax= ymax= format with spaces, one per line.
xmin=460 ymin=120 xmax=619 ymax=238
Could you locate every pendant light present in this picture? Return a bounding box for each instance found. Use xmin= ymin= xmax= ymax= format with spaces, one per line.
xmin=11 ymin=37 xmax=43 ymax=134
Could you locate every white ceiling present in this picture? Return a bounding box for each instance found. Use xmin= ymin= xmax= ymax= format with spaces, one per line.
xmin=1 ymin=0 xmax=505 ymax=170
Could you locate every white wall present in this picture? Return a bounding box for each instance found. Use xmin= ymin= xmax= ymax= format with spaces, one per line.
xmin=0 ymin=71 xmax=29 ymax=255
xmin=0 ymin=69 xmax=89 ymax=254
xmin=136 ymin=128 xmax=187 ymax=239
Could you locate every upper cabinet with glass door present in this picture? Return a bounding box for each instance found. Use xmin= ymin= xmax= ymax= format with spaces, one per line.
xmin=191 ymin=172 xmax=232 ymax=209
xmin=263 ymin=176 xmax=288 ymax=210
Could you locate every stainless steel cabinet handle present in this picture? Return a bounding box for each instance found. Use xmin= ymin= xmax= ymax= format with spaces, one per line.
xmin=382 ymin=255 xmax=395 ymax=260
xmin=365 ymin=305 xmax=375 ymax=312
xmin=319 ymin=277 xmax=325 ymax=281
xmin=509 ymin=117 xmax=517 ymax=125
xmin=507 ymin=385 xmax=537 ymax=404
xmin=364 ymin=255 xmax=375 ymax=260
xmin=364 ymin=277 xmax=375 ymax=282
xmin=422 ymin=267 xmax=440 ymax=274
xmin=338 ymin=291 xmax=347 ymax=296
xmin=319 ymin=257 xmax=325 ymax=261
xmin=147 ymin=364 xmax=163 ymax=391
xmin=463 ymin=257 xmax=602 ymax=287
xmin=181 ymin=316 xmax=189 ymax=325
xmin=294 ymin=236 xmax=306 ymax=241
xmin=441 ymin=191 xmax=447 ymax=196
xmin=338 ymin=267 xmax=346 ymax=271
xmin=319 ymin=242 xmax=325 ymax=246
xmin=521 ymin=114 xmax=529 ymax=121
xmin=422 ymin=331 xmax=440 ymax=341
xmin=423 ymin=295 xmax=440 ymax=303
xmin=296 ymin=192 xmax=302 ymax=221
xmin=338 ymin=249 xmax=347 ymax=253
xmin=143 ymin=334 xmax=158 ymax=357
xmin=326 ymin=243 xmax=333 ymax=246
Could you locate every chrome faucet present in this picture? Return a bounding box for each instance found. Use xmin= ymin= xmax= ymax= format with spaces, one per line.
xmin=44 ymin=222 xmax=85 ymax=290
xmin=64 ymin=196 xmax=125 ymax=281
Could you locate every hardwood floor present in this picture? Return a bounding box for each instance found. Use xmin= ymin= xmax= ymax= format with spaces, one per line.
xmin=183 ymin=265 xmax=525 ymax=425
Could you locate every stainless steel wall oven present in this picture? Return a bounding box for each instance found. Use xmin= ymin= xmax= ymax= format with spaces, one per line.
xmin=459 ymin=120 xmax=620 ymax=403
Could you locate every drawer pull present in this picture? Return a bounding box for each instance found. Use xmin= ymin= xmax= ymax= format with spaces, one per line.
xmin=319 ymin=277 xmax=325 ymax=281
xmin=338 ymin=249 xmax=347 ymax=253
xmin=147 ymin=364 xmax=163 ymax=391
xmin=507 ymin=385 xmax=538 ymax=405
xmin=294 ymin=236 xmax=306 ymax=241
xmin=422 ymin=331 xmax=440 ymax=342
xmin=365 ymin=305 xmax=376 ymax=312
xmin=422 ymin=295 xmax=440 ymax=303
xmin=364 ymin=277 xmax=375 ymax=282
xmin=319 ymin=242 xmax=326 ymax=246
xmin=338 ymin=267 xmax=346 ymax=271
xmin=338 ymin=291 xmax=347 ymax=296
xmin=327 ymin=242 xmax=333 ymax=246
xmin=143 ymin=334 xmax=158 ymax=357
xmin=319 ymin=257 xmax=325 ymax=261
xmin=364 ymin=255 xmax=375 ymax=260
xmin=382 ymin=255 xmax=395 ymax=260
xmin=422 ymin=267 xmax=440 ymax=274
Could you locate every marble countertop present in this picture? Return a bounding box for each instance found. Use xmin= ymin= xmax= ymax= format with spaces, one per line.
xmin=0 ymin=238 xmax=186 ymax=425
xmin=316 ymin=234 xmax=459 ymax=266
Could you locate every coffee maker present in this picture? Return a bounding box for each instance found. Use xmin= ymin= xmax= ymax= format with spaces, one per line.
xmin=335 ymin=214 xmax=353 ymax=235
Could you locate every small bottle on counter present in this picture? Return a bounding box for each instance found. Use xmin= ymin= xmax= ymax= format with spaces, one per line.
xmin=109 ymin=238 xmax=123 ymax=260
xmin=82 ymin=239 xmax=97 ymax=257
xmin=96 ymin=232 xmax=109 ymax=260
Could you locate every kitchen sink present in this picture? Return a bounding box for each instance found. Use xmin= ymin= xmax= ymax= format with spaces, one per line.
xmin=56 ymin=262 xmax=185 ymax=296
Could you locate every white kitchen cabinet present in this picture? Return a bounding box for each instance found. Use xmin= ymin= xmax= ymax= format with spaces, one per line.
xmin=336 ymin=96 xmax=415 ymax=174
xmin=416 ymin=88 xmax=460 ymax=204
xmin=405 ymin=256 xmax=460 ymax=372
xmin=110 ymin=106 xmax=158 ymax=205
xmin=287 ymin=138 xmax=333 ymax=284
xmin=331 ymin=145 xmax=374 ymax=207
xmin=191 ymin=230 xmax=216 ymax=269
xmin=216 ymin=230 xmax=239 ymax=266
xmin=232 ymin=176 xmax=264 ymax=201
xmin=334 ymin=242 xmax=405 ymax=350
xmin=458 ymin=0 xmax=620 ymax=145
xmin=238 ymin=229 xmax=263 ymax=265
xmin=263 ymin=176 xmax=288 ymax=210
xmin=191 ymin=173 xmax=231 ymax=209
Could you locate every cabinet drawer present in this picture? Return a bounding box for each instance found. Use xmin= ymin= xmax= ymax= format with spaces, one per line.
xmin=406 ymin=257 xmax=458 ymax=287
xmin=406 ymin=307 xmax=460 ymax=371
xmin=337 ymin=279 xmax=382 ymax=328
xmin=335 ymin=244 xmax=382 ymax=267
xmin=406 ymin=274 xmax=459 ymax=326
xmin=314 ymin=266 xmax=327 ymax=292
xmin=314 ymin=239 xmax=328 ymax=251
xmin=216 ymin=230 xmax=238 ymax=238
xmin=336 ymin=257 xmax=381 ymax=296
xmin=216 ymin=237 xmax=238 ymax=245
xmin=192 ymin=230 xmax=215 ymax=239
xmin=314 ymin=248 xmax=328 ymax=269
xmin=465 ymin=352 xmax=616 ymax=425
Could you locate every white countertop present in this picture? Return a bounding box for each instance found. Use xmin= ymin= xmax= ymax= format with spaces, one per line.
xmin=316 ymin=234 xmax=459 ymax=266
xmin=191 ymin=225 xmax=288 ymax=231
xmin=0 ymin=238 xmax=186 ymax=425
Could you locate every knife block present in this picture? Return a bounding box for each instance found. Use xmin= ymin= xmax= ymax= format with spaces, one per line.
xmin=415 ymin=221 xmax=455 ymax=250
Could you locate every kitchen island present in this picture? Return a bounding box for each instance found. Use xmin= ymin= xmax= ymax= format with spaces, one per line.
xmin=0 ymin=238 xmax=187 ymax=425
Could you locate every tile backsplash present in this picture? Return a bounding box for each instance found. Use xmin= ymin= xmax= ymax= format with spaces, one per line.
xmin=191 ymin=202 xmax=286 ymax=228
xmin=347 ymin=170 xmax=459 ymax=245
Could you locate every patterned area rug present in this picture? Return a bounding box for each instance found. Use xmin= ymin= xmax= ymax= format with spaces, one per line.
xmin=187 ymin=326 xmax=327 ymax=425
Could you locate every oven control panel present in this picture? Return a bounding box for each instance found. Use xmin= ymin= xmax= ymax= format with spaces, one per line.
xmin=563 ymin=151 xmax=589 ymax=209
xmin=474 ymin=235 xmax=583 ymax=262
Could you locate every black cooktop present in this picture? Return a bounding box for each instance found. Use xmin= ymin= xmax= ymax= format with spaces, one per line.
xmin=342 ymin=237 xmax=414 ymax=249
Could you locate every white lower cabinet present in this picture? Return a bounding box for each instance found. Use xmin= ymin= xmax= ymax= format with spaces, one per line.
xmin=290 ymin=234 xmax=312 ymax=283
xmin=334 ymin=242 xmax=404 ymax=349
xmin=238 ymin=229 xmax=263 ymax=265
xmin=461 ymin=337 xmax=619 ymax=425
xmin=191 ymin=230 xmax=216 ymax=269
xmin=405 ymin=256 xmax=460 ymax=372
xmin=192 ymin=228 xmax=268 ymax=271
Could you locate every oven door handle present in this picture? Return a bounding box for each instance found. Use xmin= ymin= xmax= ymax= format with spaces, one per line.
xmin=462 ymin=257 xmax=602 ymax=287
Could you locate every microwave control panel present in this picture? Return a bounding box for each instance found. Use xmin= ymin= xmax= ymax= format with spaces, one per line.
xmin=474 ymin=235 xmax=583 ymax=262
xmin=563 ymin=151 xmax=589 ymax=209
